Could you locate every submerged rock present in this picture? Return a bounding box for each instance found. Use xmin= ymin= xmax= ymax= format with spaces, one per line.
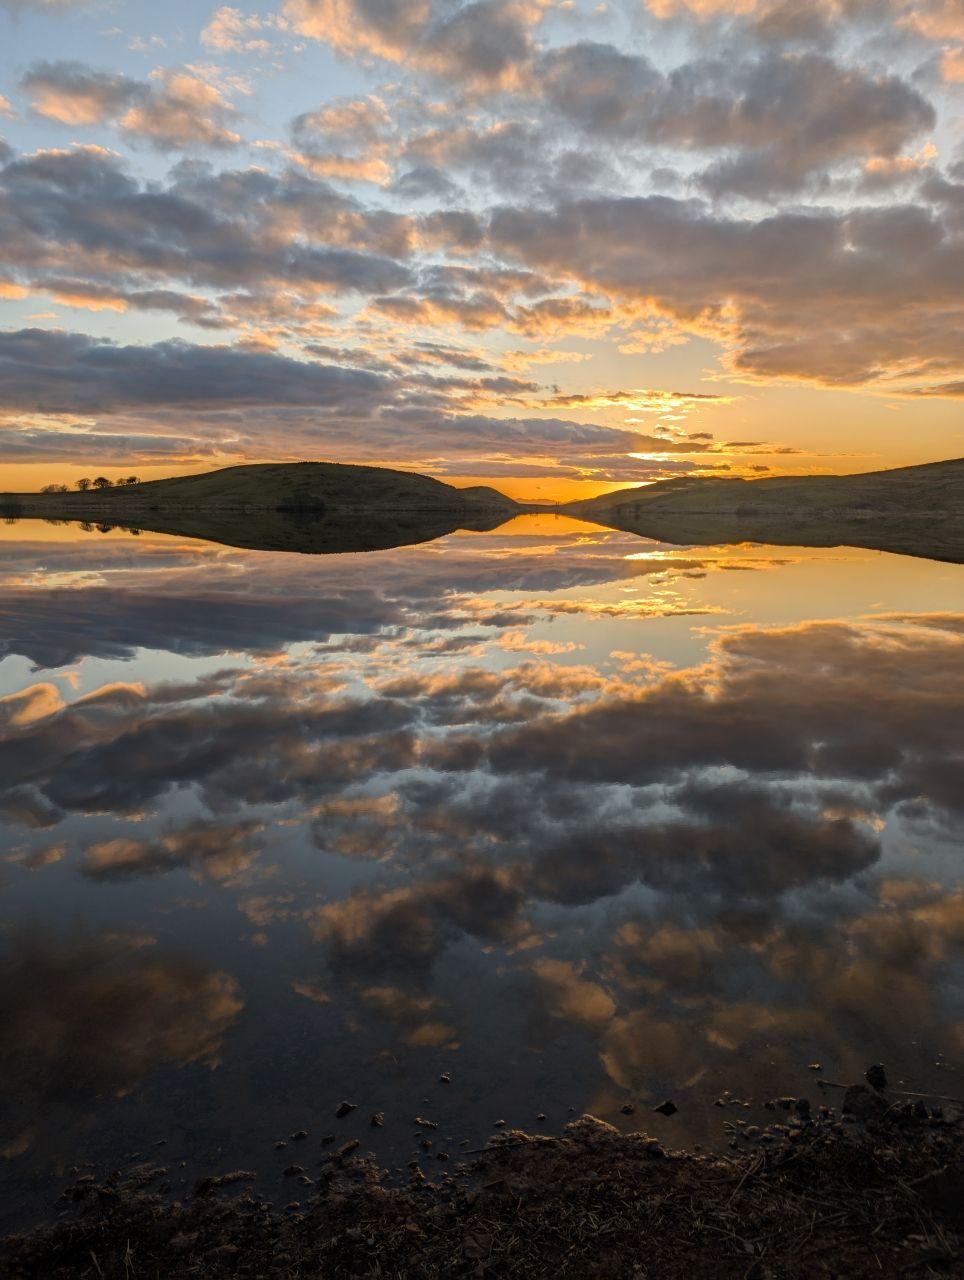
xmin=865 ymin=1063 xmax=888 ymax=1091
xmin=843 ymin=1084 xmax=889 ymax=1122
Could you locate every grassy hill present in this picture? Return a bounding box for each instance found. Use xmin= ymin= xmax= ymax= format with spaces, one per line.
xmin=4 ymin=462 xmax=517 ymax=516
xmin=565 ymin=458 xmax=964 ymax=563
xmin=568 ymin=458 xmax=964 ymax=520
xmin=0 ymin=462 xmax=521 ymax=554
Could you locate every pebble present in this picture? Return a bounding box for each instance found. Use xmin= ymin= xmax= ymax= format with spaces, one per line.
xmin=370 ymin=1112 xmax=385 ymax=1128
xmin=439 ymin=1072 xmax=452 ymax=1084
xmin=289 ymin=1130 xmax=308 ymax=1141
xmin=282 ymin=1166 xmax=305 ymax=1178
xmin=335 ymin=1102 xmax=357 ymax=1119
xmin=653 ymin=1100 xmax=678 ymax=1117
xmin=620 ymin=1104 xmax=635 ymax=1115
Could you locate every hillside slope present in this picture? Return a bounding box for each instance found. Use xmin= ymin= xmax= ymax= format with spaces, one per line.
xmin=0 ymin=462 xmax=520 ymax=554
xmin=568 ymin=458 xmax=964 ymax=520
xmin=3 ymin=462 xmax=517 ymax=516
xmin=565 ymin=458 xmax=964 ymax=563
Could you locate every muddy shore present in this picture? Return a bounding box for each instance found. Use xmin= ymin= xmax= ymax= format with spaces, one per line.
xmin=3 ymin=1082 xmax=962 ymax=1279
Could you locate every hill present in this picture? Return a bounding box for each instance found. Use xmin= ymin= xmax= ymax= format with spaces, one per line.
xmin=0 ymin=462 xmax=521 ymax=553
xmin=565 ymin=458 xmax=964 ymax=563
xmin=3 ymin=462 xmax=517 ymax=517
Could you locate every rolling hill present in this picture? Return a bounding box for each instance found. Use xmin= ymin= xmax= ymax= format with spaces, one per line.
xmin=0 ymin=462 xmax=521 ymax=554
xmin=5 ymin=461 xmax=517 ymax=516
xmin=565 ymin=458 xmax=964 ymax=563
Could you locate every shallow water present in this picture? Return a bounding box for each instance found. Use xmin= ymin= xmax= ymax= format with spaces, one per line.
xmin=0 ymin=514 xmax=962 ymax=1226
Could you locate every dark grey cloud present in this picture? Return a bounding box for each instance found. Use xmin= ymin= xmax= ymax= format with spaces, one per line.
xmin=0 ymin=670 xmax=419 ymax=815
xmin=0 ymin=328 xmax=389 ymax=415
xmin=389 ymin=164 xmax=463 ymax=202
xmin=0 ymin=146 xmax=415 ymax=298
xmin=538 ymin=44 xmax=935 ymax=197
xmin=0 ymin=582 xmax=406 ymax=667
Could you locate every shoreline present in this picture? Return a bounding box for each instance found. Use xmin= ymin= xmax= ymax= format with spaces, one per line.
xmin=3 ymin=1082 xmax=961 ymax=1278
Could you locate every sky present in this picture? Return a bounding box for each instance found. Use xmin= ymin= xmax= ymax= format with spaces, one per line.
xmin=0 ymin=0 xmax=962 ymax=499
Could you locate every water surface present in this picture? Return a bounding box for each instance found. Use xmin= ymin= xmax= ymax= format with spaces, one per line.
xmin=1 ymin=515 xmax=961 ymax=1225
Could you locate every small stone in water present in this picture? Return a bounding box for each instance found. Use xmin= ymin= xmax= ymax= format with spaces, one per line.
xmin=370 ymin=1112 xmax=385 ymax=1128
xmin=289 ymin=1130 xmax=308 ymax=1141
xmin=653 ymin=1100 xmax=678 ymax=1117
xmin=335 ymin=1102 xmax=357 ymax=1119
xmin=620 ymin=1104 xmax=635 ymax=1115
xmin=865 ymin=1064 xmax=888 ymax=1091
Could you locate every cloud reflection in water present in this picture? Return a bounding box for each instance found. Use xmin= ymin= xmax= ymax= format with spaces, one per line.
xmin=0 ymin=519 xmax=960 ymax=1209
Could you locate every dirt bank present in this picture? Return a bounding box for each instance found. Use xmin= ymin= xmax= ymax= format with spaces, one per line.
xmin=2 ymin=1083 xmax=962 ymax=1279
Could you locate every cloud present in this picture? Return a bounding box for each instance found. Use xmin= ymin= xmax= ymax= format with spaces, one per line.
xmin=487 ymin=192 xmax=964 ymax=389
xmin=201 ymin=6 xmax=287 ymax=52
xmin=120 ymin=68 xmax=243 ymax=150
xmin=0 ymin=145 xmax=415 ymax=305
xmin=291 ymin=95 xmax=395 ymax=183
xmin=81 ymin=817 xmax=265 ymax=883
xmin=284 ymin=0 xmax=551 ymax=88
xmin=0 ymin=328 xmax=390 ymax=415
xmin=538 ymin=44 xmax=935 ymax=197
xmin=22 ymin=61 xmax=142 ymax=125
xmin=0 ymin=932 xmax=243 ymax=1137
xmin=21 ymin=61 xmax=243 ymax=150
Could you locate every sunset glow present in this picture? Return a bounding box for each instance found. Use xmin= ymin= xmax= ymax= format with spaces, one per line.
xmin=0 ymin=0 xmax=961 ymax=498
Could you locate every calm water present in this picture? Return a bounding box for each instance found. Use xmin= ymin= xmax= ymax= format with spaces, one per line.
xmin=0 ymin=515 xmax=962 ymax=1225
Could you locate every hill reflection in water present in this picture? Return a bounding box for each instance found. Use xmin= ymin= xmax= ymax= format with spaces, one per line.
xmin=0 ymin=515 xmax=961 ymax=1225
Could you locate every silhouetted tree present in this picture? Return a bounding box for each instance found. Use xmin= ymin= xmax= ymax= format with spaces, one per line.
xmin=125 ymin=475 xmax=140 ymax=486
xmin=41 ymin=483 xmax=69 ymax=493
xmin=92 ymin=476 xmax=112 ymax=489
xmin=76 ymin=478 xmax=92 ymax=491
